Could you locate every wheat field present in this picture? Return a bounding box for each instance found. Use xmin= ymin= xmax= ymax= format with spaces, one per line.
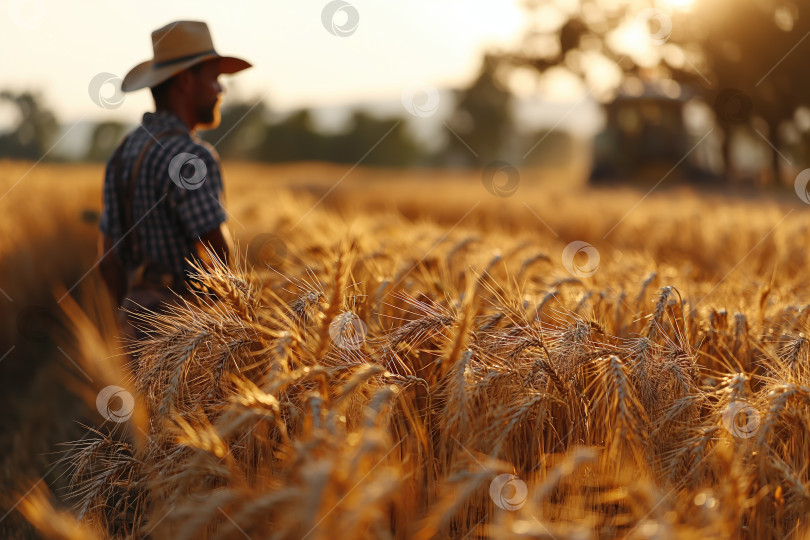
xmin=2 ymin=159 xmax=810 ymax=539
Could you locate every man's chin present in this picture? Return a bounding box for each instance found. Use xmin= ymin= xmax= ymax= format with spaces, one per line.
xmin=197 ymin=118 xmax=221 ymax=131
xmin=196 ymin=105 xmax=222 ymax=131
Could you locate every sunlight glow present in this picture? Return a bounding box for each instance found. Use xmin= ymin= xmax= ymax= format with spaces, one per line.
xmin=659 ymin=0 xmax=697 ymax=12
xmin=0 ymin=0 xmax=526 ymax=122
xmin=607 ymin=21 xmax=660 ymax=68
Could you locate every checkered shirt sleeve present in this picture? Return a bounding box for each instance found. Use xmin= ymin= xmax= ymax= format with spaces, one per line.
xmin=171 ymin=140 xmax=227 ymax=239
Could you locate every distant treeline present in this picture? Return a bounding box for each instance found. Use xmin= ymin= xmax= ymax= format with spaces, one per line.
xmin=0 ymin=57 xmax=575 ymax=168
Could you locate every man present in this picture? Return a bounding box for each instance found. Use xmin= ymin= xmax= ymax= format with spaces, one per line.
xmin=98 ymin=20 xmax=251 ymax=342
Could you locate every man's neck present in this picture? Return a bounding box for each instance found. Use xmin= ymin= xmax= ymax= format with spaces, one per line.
xmin=155 ymin=105 xmax=196 ymax=134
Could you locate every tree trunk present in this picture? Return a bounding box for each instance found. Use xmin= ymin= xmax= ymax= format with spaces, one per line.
xmin=767 ymin=119 xmax=782 ymax=186
xmin=721 ymin=124 xmax=733 ymax=182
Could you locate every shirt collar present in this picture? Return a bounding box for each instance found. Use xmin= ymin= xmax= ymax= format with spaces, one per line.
xmin=141 ymin=111 xmax=190 ymax=134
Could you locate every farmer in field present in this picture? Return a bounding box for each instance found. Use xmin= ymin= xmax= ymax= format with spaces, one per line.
xmin=98 ymin=20 xmax=251 ymax=345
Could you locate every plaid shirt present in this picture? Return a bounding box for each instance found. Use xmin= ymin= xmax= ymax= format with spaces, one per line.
xmin=99 ymin=111 xmax=227 ymax=280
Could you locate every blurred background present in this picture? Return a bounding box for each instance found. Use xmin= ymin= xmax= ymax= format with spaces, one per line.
xmin=4 ymin=0 xmax=809 ymax=183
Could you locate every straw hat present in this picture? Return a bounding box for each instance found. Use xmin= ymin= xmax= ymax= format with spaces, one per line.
xmin=122 ymin=20 xmax=251 ymax=92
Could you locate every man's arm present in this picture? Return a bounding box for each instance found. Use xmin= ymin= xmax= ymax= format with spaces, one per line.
xmin=194 ymin=222 xmax=233 ymax=270
xmin=175 ymin=142 xmax=232 ymax=272
xmin=98 ymin=232 xmax=127 ymax=305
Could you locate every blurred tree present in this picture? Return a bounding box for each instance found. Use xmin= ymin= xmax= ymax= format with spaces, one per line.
xmin=200 ymin=100 xmax=269 ymax=160
xmin=258 ymin=109 xmax=328 ymax=162
xmin=692 ymin=0 xmax=810 ymax=182
xmin=445 ymin=54 xmax=515 ymax=166
xmin=0 ymin=91 xmax=59 ymax=160
xmin=333 ymin=110 xmax=424 ymax=166
xmin=522 ymin=128 xmax=575 ymax=167
xmin=254 ymin=108 xmax=426 ymax=166
xmin=503 ymin=0 xmax=810 ymax=182
xmin=84 ymin=121 xmax=127 ymax=162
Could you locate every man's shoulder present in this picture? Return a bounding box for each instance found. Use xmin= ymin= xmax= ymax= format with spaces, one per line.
xmin=104 ymin=120 xmax=222 ymax=175
xmin=190 ymin=137 xmax=221 ymax=163
xmin=159 ymin=134 xmax=220 ymax=162
xmin=140 ymin=134 xmax=220 ymax=180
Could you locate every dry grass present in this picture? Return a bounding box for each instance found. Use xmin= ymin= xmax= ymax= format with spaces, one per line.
xmin=2 ymin=160 xmax=810 ymax=539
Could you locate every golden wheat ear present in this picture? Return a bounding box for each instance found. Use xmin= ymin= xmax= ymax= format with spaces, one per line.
xmin=16 ymin=482 xmax=104 ymax=540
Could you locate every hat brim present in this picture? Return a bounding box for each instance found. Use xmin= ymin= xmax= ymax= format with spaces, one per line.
xmin=122 ymin=53 xmax=251 ymax=92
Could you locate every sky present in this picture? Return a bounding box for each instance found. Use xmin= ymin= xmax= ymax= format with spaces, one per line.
xmin=1 ymin=0 xmax=533 ymax=125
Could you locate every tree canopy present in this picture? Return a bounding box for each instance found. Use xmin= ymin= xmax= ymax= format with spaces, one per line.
xmin=503 ymin=0 xmax=810 ymax=179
